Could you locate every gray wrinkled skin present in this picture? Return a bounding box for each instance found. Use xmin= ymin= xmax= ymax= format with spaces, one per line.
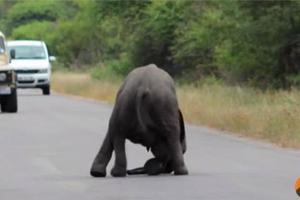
xmin=90 ymin=64 xmax=188 ymax=177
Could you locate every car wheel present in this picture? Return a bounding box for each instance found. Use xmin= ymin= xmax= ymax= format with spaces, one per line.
xmin=42 ymin=85 xmax=50 ymax=95
xmin=1 ymin=88 xmax=18 ymax=113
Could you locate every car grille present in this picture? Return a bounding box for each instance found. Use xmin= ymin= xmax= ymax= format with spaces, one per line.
xmin=18 ymin=80 xmax=34 ymax=84
xmin=15 ymin=69 xmax=39 ymax=74
xmin=38 ymin=79 xmax=46 ymax=83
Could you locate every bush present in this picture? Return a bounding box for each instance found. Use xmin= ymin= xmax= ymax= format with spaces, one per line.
xmin=3 ymin=0 xmax=300 ymax=88
xmin=130 ymin=0 xmax=188 ymax=74
xmin=6 ymin=0 xmax=64 ymax=33
xmin=10 ymin=21 xmax=56 ymax=52
xmin=90 ymin=53 xmax=134 ymax=80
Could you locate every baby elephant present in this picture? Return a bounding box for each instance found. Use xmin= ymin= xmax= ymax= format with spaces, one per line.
xmin=90 ymin=64 xmax=188 ymax=177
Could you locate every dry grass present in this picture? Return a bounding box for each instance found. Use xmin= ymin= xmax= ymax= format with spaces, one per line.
xmin=52 ymin=72 xmax=120 ymax=104
xmin=52 ymin=71 xmax=300 ymax=148
xmin=178 ymin=84 xmax=300 ymax=148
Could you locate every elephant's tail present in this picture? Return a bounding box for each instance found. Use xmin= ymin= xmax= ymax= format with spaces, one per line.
xmin=136 ymin=88 xmax=151 ymax=133
xmin=179 ymin=109 xmax=187 ymax=154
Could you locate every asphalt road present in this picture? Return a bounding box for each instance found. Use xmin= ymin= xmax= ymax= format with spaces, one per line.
xmin=0 ymin=89 xmax=299 ymax=200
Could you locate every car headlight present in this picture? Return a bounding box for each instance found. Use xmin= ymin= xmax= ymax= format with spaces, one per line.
xmin=0 ymin=73 xmax=7 ymax=81
xmin=39 ymin=69 xmax=48 ymax=73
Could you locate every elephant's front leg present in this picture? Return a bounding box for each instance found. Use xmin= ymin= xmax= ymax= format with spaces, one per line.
xmin=111 ymin=137 xmax=127 ymax=177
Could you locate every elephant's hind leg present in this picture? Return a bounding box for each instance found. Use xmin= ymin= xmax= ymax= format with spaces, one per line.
xmin=169 ymin=140 xmax=188 ymax=175
xmin=90 ymin=133 xmax=113 ymax=177
xmin=111 ymin=137 xmax=127 ymax=177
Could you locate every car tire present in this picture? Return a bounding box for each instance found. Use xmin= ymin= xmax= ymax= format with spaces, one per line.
xmin=1 ymin=88 xmax=18 ymax=113
xmin=42 ymin=85 xmax=50 ymax=95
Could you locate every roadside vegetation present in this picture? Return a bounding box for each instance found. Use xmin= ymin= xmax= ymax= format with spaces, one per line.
xmin=52 ymin=71 xmax=300 ymax=148
xmin=1 ymin=0 xmax=300 ymax=88
xmin=178 ymin=83 xmax=300 ymax=148
xmin=52 ymin=71 xmax=121 ymax=103
xmin=1 ymin=0 xmax=300 ymax=147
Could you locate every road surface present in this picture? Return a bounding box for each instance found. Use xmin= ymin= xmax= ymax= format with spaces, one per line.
xmin=0 ymin=90 xmax=299 ymax=200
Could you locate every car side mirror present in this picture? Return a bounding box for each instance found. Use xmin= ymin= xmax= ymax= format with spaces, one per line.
xmin=10 ymin=49 xmax=16 ymax=59
xmin=49 ymin=56 xmax=56 ymax=62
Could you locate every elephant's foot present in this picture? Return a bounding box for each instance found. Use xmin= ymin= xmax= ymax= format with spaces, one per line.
xmin=174 ymin=165 xmax=188 ymax=175
xmin=163 ymin=161 xmax=173 ymax=174
xmin=90 ymin=164 xmax=107 ymax=177
xmin=111 ymin=166 xmax=127 ymax=177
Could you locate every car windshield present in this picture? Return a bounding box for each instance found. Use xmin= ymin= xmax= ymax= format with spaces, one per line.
xmin=8 ymin=45 xmax=46 ymax=59
xmin=0 ymin=38 xmax=5 ymax=54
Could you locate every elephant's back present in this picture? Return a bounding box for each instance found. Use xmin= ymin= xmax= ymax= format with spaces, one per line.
xmin=112 ymin=64 xmax=178 ymax=132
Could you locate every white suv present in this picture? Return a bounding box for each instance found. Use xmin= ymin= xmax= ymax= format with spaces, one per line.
xmin=7 ymin=40 xmax=54 ymax=95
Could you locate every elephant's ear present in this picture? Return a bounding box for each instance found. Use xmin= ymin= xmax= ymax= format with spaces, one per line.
xmin=179 ymin=109 xmax=187 ymax=153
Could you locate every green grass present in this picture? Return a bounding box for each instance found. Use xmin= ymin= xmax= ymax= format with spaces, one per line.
xmin=52 ymin=71 xmax=300 ymax=148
